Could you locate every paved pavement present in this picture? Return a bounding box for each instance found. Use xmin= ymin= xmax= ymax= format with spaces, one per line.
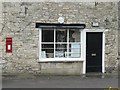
xmin=2 ymin=75 xmax=119 ymax=88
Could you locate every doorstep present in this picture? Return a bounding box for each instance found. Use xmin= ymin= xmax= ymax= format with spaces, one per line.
xmin=83 ymin=72 xmax=118 ymax=78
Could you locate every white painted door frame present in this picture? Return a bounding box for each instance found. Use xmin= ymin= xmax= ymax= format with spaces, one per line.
xmin=83 ymin=29 xmax=106 ymax=74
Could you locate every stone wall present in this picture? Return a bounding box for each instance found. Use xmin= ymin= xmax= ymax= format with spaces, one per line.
xmin=118 ymin=2 xmax=120 ymax=72
xmin=1 ymin=2 xmax=119 ymax=75
xmin=40 ymin=62 xmax=83 ymax=75
xmin=117 ymin=2 xmax=120 ymax=72
xmin=0 ymin=2 xmax=2 ymax=76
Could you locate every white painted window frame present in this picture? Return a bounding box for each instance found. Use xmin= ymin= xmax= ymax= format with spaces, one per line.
xmin=38 ymin=28 xmax=85 ymax=62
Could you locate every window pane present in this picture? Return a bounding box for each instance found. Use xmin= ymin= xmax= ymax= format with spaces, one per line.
xmin=68 ymin=29 xmax=81 ymax=58
xmin=41 ymin=44 xmax=54 ymax=58
xmin=68 ymin=43 xmax=81 ymax=58
xmin=56 ymin=29 xmax=67 ymax=42
xmin=69 ymin=29 xmax=80 ymax=42
xmin=55 ymin=44 xmax=67 ymax=58
xmin=42 ymin=29 xmax=54 ymax=42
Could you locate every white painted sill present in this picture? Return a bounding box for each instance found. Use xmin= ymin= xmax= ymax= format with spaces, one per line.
xmin=38 ymin=58 xmax=84 ymax=62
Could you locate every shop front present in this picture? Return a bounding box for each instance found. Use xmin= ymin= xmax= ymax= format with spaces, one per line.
xmin=36 ymin=23 xmax=105 ymax=74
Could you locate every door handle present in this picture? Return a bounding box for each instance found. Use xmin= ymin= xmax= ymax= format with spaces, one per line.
xmin=91 ymin=53 xmax=96 ymax=56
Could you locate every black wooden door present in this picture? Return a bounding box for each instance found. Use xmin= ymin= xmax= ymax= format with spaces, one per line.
xmin=86 ymin=32 xmax=102 ymax=73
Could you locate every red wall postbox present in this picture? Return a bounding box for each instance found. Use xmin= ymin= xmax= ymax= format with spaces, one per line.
xmin=6 ymin=37 xmax=12 ymax=53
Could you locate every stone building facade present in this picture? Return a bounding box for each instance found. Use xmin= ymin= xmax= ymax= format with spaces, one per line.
xmin=118 ymin=1 xmax=120 ymax=55
xmin=0 ymin=2 xmax=119 ymax=75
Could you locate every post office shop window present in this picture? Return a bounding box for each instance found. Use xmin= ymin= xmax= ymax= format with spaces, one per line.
xmin=40 ymin=29 xmax=81 ymax=58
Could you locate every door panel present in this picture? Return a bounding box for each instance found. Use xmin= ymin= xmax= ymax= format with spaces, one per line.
xmin=86 ymin=32 xmax=102 ymax=72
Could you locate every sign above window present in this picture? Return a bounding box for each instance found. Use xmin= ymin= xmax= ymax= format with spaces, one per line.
xmin=36 ymin=23 xmax=86 ymax=29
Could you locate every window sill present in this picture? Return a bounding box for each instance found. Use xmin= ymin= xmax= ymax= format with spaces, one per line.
xmin=38 ymin=58 xmax=84 ymax=62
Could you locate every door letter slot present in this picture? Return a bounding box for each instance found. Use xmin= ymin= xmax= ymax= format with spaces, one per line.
xmin=91 ymin=53 xmax=96 ymax=56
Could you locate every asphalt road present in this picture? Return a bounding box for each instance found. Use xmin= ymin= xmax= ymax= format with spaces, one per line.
xmin=2 ymin=76 xmax=119 ymax=88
